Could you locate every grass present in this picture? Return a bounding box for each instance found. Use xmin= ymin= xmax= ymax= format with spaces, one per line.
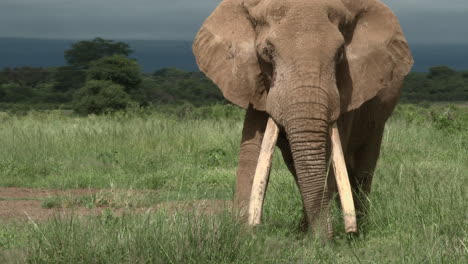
xmin=0 ymin=104 xmax=467 ymax=263
xmin=0 ymin=106 xmax=244 ymax=196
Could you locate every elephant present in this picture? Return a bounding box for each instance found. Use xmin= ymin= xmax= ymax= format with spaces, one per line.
xmin=193 ymin=0 xmax=413 ymax=239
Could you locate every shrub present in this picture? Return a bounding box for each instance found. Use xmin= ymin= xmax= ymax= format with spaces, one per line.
xmin=392 ymin=104 xmax=428 ymax=124
xmin=73 ymin=80 xmax=133 ymax=115
xmin=202 ymin=148 xmax=227 ymax=167
xmin=430 ymin=105 xmax=463 ymax=133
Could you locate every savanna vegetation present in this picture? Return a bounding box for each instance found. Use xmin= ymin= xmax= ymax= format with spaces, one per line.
xmin=0 ymin=38 xmax=466 ymax=263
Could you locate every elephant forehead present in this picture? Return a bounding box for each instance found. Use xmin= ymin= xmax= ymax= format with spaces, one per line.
xmin=245 ymin=0 xmax=348 ymax=21
xmin=245 ymin=0 xmax=289 ymax=22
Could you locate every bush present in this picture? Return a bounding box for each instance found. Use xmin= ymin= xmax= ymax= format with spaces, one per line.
xmin=73 ymin=80 xmax=133 ymax=115
xmin=430 ymin=105 xmax=463 ymax=133
xmin=392 ymin=104 xmax=428 ymax=124
xmin=202 ymin=147 xmax=227 ymax=167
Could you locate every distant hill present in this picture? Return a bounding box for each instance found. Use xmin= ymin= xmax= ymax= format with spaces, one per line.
xmin=0 ymin=37 xmax=466 ymax=72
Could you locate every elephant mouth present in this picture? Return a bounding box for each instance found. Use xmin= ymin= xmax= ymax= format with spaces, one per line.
xmin=247 ymin=117 xmax=357 ymax=233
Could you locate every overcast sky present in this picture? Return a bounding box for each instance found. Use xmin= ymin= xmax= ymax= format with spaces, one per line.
xmin=0 ymin=0 xmax=467 ymax=44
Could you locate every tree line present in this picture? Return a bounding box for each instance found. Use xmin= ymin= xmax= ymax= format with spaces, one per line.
xmin=402 ymin=66 xmax=468 ymax=102
xmin=0 ymin=38 xmax=466 ymax=114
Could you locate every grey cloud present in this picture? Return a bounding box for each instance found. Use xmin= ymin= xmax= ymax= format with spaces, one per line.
xmin=0 ymin=0 xmax=467 ymax=43
xmin=0 ymin=0 xmax=217 ymax=39
xmin=397 ymin=10 xmax=468 ymax=44
xmin=383 ymin=0 xmax=468 ymax=12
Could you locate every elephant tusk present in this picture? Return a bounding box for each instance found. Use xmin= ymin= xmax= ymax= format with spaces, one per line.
xmin=330 ymin=123 xmax=357 ymax=233
xmin=248 ymin=117 xmax=279 ymax=226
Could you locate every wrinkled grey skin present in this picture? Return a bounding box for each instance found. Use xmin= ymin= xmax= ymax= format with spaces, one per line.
xmin=193 ymin=0 xmax=413 ymax=239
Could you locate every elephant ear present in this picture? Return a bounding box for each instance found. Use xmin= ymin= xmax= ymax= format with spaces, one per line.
xmin=339 ymin=0 xmax=414 ymax=112
xmin=193 ymin=0 xmax=267 ymax=110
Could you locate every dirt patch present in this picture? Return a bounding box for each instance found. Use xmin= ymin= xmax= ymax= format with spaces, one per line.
xmin=0 ymin=188 xmax=232 ymax=223
xmin=0 ymin=187 xmax=104 ymax=222
xmin=0 ymin=200 xmax=108 ymax=222
xmin=0 ymin=187 xmax=100 ymax=199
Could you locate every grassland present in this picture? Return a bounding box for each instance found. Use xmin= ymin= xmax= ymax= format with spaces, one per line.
xmin=0 ymin=104 xmax=467 ymax=263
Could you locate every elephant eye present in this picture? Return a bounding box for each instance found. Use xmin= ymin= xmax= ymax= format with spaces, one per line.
xmin=336 ymin=45 xmax=345 ymax=63
xmin=259 ymin=40 xmax=275 ymax=63
xmin=248 ymin=17 xmax=258 ymax=28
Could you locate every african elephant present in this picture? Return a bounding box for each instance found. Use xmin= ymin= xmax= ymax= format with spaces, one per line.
xmin=193 ymin=0 xmax=413 ymax=239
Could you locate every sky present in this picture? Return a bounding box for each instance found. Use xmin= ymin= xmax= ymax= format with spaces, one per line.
xmin=0 ymin=0 xmax=467 ymax=44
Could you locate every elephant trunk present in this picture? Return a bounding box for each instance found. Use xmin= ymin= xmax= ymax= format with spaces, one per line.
xmin=282 ymin=84 xmax=334 ymax=238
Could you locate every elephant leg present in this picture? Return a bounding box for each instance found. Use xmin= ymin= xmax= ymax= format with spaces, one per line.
xmin=349 ymin=124 xmax=385 ymax=220
xmin=235 ymin=105 xmax=268 ymax=218
xmin=348 ymin=95 xmax=396 ymax=220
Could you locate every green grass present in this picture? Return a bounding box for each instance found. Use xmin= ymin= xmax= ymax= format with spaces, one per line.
xmin=0 ymin=106 xmax=244 ymax=196
xmin=0 ymin=104 xmax=467 ymax=263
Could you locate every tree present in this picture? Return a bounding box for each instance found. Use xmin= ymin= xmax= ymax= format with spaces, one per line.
xmin=73 ymin=80 xmax=133 ymax=114
xmin=53 ymin=66 xmax=86 ymax=92
xmin=151 ymin=68 xmax=224 ymax=106
xmin=64 ymin=37 xmax=132 ymax=69
xmin=0 ymin=83 xmax=34 ymax=103
xmin=153 ymin=68 xmax=191 ymax=79
xmin=427 ymin=66 xmax=456 ymax=79
xmin=401 ymin=66 xmax=468 ymax=102
xmin=87 ymin=55 xmax=142 ymax=92
xmin=0 ymin=67 xmax=52 ymax=88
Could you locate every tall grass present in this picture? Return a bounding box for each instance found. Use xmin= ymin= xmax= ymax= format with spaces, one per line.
xmin=0 ymin=106 xmax=244 ymax=200
xmin=0 ymin=104 xmax=467 ymax=263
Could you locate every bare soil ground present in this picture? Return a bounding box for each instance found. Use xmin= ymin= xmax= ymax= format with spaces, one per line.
xmin=0 ymin=187 xmax=103 ymax=222
xmin=0 ymin=187 xmax=231 ymax=223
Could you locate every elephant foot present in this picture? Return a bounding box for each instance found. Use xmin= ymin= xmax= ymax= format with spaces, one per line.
xmin=233 ymin=198 xmax=250 ymax=223
xmin=297 ymin=214 xmax=308 ymax=233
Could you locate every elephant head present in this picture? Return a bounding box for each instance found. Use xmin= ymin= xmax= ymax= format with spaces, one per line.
xmin=193 ymin=0 xmax=413 ymax=237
